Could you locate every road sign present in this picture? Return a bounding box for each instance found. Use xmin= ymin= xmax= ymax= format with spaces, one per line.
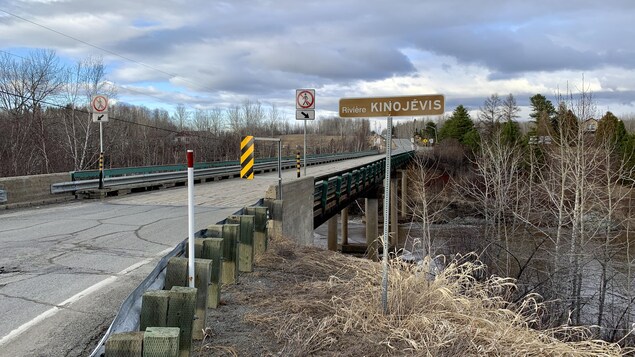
xmin=339 ymin=94 xmax=444 ymax=118
xmin=91 ymin=95 xmax=109 ymax=113
xmin=296 ymin=110 xmax=315 ymax=120
xmin=92 ymin=113 xmax=109 ymax=122
xmin=296 ymin=89 xmax=315 ymax=109
xmin=240 ymin=136 xmax=254 ymax=180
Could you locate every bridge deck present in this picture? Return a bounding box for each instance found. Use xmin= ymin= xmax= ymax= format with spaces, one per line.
xmin=0 ymin=153 xmax=385 ymax=356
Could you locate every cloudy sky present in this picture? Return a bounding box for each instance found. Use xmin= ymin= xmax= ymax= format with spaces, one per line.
xmin=1 ymin=0 xmax=634 ymax=121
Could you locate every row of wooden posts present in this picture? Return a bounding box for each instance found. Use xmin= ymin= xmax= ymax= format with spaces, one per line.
xmin=104 ymin=206 xmax=269 ymax=357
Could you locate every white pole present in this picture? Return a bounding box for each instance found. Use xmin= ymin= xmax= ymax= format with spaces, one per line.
xmin=382 ymin=116 xmax=392 ymax=314
xmin=187 ymin=150 xmax=195 ymax=288
xmin=303 ymin=120 xmax=307 ymax=176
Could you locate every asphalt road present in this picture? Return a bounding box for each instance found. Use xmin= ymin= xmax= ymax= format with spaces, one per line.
xmin=0 ymin=153 xmax=386 ymax=357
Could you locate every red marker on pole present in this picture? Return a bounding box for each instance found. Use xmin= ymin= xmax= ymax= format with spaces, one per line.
xmin=187 ymin=150 xmax=195 ymax=288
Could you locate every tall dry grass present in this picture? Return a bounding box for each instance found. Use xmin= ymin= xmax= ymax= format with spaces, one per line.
xmin=245 ymin=237 xmax=628 ymax=356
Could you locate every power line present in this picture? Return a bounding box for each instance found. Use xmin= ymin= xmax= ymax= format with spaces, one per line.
xmin=0 ymin=49 xmax=26 ymax=60
xmin=0 ymin=88 xmax=224 ymax=138
xmin=0 ymin=48 xmax=214 ymax=116
xmin=0 ymin=9 xmax=216 ymax=94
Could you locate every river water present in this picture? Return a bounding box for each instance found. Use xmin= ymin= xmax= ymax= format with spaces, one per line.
xmin=314 ymin=215 xmax=635 ymax=342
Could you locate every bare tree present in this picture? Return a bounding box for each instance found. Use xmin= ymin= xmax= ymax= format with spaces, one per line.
xmin=478 ymin=93 xmax=502 ymax=139
xmin=60 ymin=56 xmax=113 ymax=171
xmin=458 ymin=128 xmax=525 ymax=276
xmin=501 ymin=94 xmax=520 ymax=122
xmin=173 ymin=103 xmax=190 ymax=131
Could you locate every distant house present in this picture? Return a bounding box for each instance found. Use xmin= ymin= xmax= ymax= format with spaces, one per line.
xmin=369 ymin=133 xmax=385 ymax=151
xmin=171 ymin=131 xmax=203 ymax=145
xmin=583 ymin=118 xmax=598 ymax=133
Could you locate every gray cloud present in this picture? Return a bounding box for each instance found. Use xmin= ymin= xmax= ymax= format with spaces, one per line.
xmin=2 ymin=0 xmax=635 ymax=115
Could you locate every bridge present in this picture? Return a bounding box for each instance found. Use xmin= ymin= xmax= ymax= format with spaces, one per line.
xmin=0 ymin=141 xmax=417 ymax=356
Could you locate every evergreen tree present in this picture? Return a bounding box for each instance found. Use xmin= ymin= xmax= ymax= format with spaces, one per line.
xmin=439 ymin=105 xmax=474 ymax=144
xmin=597 ymin=111 xmax=627 ymax=146
xmin=529 ymin=94 xmax=556 ymax=136
xmin=424 ymin=121 xmax=438 ymax=141
xmin=501 ymin=120 xmax=522 ymax=146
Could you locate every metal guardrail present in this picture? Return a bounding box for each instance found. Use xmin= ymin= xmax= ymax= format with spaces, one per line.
xmin=312 ymin=150 xmax=414 ymax=227
xmin=52 ymin=151 xmax=379 ymax=194
xmin=71 ymin=151 xmax=378 ymax=181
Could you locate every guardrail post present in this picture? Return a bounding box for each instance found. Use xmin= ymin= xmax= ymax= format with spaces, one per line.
xmin=140 ymin=288 xmax=200 ymax=356
xmin=227 ymin=214 xmax=255 ymax=273
xmin=201 ymin=238 xmax=223 ymax=308
xmin=105 ymin=331 xmax=144 ymax=356
xmin=143 ymin=327 xmax=180 ymax=357
xmin=336 ymin=177 xmax=342 ymax=205
xmin=244 ymin=206 xmax=268 ymax=255
xmin=164 ymin=257 xmax=211 ymax=340
xmin=206 ymin=224 xmax=240 ymax=285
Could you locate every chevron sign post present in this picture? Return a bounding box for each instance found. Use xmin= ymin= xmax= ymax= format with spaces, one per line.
xmin=240 ymin=136 xmax=254 ymax=180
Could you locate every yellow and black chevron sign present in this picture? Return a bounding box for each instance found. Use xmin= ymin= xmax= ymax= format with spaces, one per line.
xmin=240 ymin=135 xmax=254 ymax=180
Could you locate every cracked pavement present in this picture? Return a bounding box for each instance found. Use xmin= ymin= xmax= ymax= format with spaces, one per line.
xmin=0 ymin=154 xmax=384 ymax=356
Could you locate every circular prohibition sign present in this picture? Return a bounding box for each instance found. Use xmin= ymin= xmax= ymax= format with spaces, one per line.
xmin=296 ymin=90 xmax=314 ymax=109
xmin=92 ymin=95 xmax=108 ymax=112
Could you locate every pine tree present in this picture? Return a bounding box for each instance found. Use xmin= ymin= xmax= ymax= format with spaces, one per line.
xmin=439 ymin=105 xmax=474 ymax=144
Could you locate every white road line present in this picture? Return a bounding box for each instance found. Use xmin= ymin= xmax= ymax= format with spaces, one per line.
xmin=0 ymin=248 xmax=172 ymax=347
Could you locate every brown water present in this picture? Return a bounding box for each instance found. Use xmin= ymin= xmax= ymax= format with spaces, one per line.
xmin=314 ymin=216 xmax=635 ymax=341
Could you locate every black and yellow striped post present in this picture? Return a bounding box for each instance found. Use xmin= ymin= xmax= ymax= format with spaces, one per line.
xmin=296 ymin=152 xmax=301 ymax=178
xmin=98 ymin=152 xmax=104 ymax=189
xmin=240 ymin=136 xmax=254 ymax=180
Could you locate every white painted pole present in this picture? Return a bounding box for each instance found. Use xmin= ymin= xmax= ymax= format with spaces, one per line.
xmin=303 ymin=120 xmax=307 ymax=176
xmin=187 ymin=150 xmax=195 ymax=288
xmin=382 ymin=116 xmax=392 ymax=314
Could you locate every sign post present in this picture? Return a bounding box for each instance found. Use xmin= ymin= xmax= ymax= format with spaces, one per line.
xmin=91 ymin=95 xmax=109 ymax=189
xmin=296 ymin=89 xmax=315 ymax=177
xmin=339 ymin=94 xmax=444 ymax=314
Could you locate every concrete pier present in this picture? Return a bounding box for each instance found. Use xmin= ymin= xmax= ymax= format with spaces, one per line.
xmin=365 ymin=197 xmax=379 ymax=261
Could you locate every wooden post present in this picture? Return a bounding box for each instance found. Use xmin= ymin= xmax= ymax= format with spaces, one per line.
xmin=143 ymin=327 xmax=180 ymax=357
xmin=227 ymin=214 xmax=255 ymax=272
xmin=105 ymin=332 xmax=144 ymax=357
xmin=140 ymin=287 xmax=197 ymax=357
xmin=168 ymin=286 xmax=197 ymax=357
xmin=201 ymin=238 xmax=223 ymax=308
xmin=245 ymin=206 xmax=268 ymax=255
xmin=140 ymin=290 xmax=170 ymax=331
xmin=327 ymin=214 xmax=338 ymax=251
xmin=206 ymin=224 xmax=239 ymax=284
xmin=264 ymin=199 xmax=283 ymax=239
xmin=164 ymin=257 xmax=211 ymax=340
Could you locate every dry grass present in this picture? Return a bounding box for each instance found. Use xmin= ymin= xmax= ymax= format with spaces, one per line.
xmin=245 ymin=236 xmax=629 ymax=356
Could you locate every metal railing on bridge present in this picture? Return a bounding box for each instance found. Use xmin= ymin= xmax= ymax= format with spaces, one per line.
xmin=52 ymin=150 xmax=379 ymax=194
xmin=313 ymin=150 xmax=414 ymax=227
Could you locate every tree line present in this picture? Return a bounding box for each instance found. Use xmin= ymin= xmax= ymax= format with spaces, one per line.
xmin=406 ymin=89 xmax=635 ymax=344
xmin=0 ymin=49 xmax=371 ymax=177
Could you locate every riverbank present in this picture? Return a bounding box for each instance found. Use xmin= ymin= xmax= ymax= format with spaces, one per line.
xmin=196 ymin=235 xmax=626 ymax=356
